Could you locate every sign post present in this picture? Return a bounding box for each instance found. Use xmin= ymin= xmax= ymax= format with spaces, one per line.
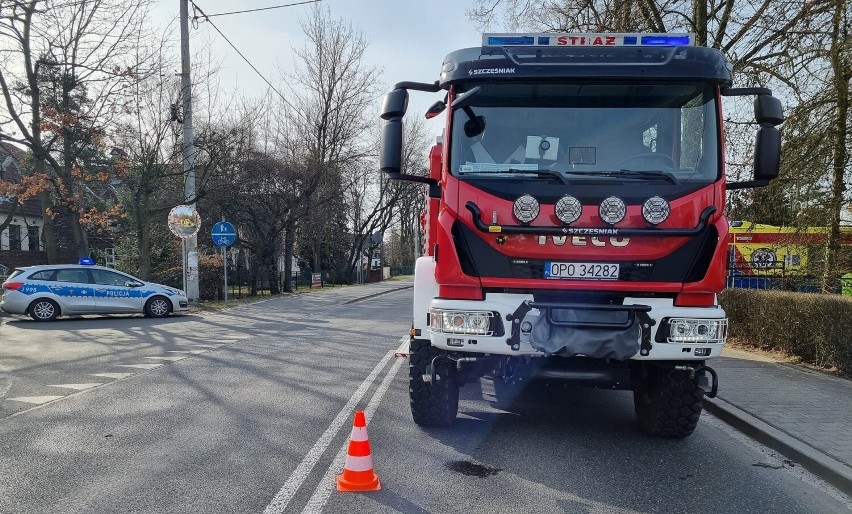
xmin=212 ymin=221 xmax=237 ymax=303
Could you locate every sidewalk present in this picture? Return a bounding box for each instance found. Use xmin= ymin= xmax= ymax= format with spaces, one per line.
xmin=705 ymin=353 xmax=852 ymax=495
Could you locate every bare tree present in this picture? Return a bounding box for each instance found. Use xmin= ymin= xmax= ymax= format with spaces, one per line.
xmin=0 ymin=0 xmax=153 ymax=260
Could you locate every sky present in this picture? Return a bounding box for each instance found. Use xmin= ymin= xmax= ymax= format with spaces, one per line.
xmin=151 ymin=0 xmax=488 ymax=135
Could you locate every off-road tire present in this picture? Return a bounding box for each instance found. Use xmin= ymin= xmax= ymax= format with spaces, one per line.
xmin=409 ymin=339 xmax=459 ymax=427
xmin=29 ymin=298 xmax=60 ymax=321
xmin=144 ymin=296 xmax=171 ymax=318
xmin=634 ymin=366 xmax=703 ymax=438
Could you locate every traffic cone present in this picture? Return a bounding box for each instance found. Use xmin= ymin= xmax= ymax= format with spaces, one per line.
xmin=336 ymin=410 xmax=381 ymax=492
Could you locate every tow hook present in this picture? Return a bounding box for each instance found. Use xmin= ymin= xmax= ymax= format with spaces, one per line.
xmin=673 ymin=364 xmax=719 ymax=398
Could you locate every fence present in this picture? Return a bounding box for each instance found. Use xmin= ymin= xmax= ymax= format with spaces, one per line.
xmin=726 ymin=261 xmax=843 ymax=293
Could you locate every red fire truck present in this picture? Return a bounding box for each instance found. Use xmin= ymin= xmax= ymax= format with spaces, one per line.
xmin=380 ymin=33 xmax=783 ymax=437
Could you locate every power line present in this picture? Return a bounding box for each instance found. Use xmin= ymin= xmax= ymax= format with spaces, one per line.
xmin=204 ymin=0 xmax=321 ymax=18
xmin=188 ymin=0 xmax=304 ymax=120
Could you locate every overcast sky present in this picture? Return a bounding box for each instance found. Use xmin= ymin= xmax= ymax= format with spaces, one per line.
xmin=152 ymin=0 xmax=487 ymax=134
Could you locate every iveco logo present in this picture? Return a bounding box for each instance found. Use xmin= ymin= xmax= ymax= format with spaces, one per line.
xmin=537 ymin=235 xmax=630 ymax=247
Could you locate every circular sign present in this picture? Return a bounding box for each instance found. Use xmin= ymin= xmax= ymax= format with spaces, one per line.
xmin=168 ymin=205 xmax=201 ymax=239
xmin=211 ymin=221 xmax=237 ymax=247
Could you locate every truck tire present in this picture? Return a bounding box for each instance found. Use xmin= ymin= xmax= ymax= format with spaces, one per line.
xmin=409 ymin=339 xmax=459 ymax=427
xmin=633 ymin=366 xmax=703 ymax=438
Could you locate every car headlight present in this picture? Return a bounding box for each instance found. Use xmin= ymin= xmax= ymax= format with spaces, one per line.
xmin=666 ymin=318 xmax=727 ymax=343
xmin=429 ymin=308 xmax=496 ymax=336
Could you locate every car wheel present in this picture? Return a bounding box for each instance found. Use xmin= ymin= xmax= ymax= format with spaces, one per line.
xmin=145 ymin=296 xmax=171 ymax=318
xmin=29 ymin=299 xmax=60 ymax=321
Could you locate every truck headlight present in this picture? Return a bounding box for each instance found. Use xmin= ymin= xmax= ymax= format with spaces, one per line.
xmin=666 ymin=318 xmax=727 ymax=343
xmin=429 ymin=309 xmax=496 ymax=336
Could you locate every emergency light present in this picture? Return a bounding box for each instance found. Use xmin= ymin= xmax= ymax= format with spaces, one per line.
xmin=79 ymin=257 xmax=95 ymax=265
xmin=483 ymin=33 xmax=693 ymax=47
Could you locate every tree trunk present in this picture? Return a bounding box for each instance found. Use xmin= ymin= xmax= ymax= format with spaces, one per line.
xmin=821 ymin=0 xmax=850 ymax=293
xmin=38 ymin=190 xmax=58 ymax=263
xmin=137 ymin=217 xmax=151 ymax=280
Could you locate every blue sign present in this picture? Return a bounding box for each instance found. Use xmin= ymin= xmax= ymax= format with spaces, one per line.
xmin=211 ymin=221 xmax=236 ymax=247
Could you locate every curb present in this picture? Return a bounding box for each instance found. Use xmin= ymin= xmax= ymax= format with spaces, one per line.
xmin=704 ymin=396 xmax=852 ymax=495
xmin=343 ymin=285 xmax=413 ymax=305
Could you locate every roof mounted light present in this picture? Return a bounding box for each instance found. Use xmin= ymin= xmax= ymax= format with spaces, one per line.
xmin=483 ymin=33 xmax=693 ymax=47
xmin=79 ymin=257 xmax=95 ymax=265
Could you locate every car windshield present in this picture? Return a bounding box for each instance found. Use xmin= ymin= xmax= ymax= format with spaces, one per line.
xmin=450 ymin=82 xmax=719 ymax=184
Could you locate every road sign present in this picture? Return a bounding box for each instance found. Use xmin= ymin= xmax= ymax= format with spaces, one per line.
xmin=211 ymin=221 xmax=236 ymax=247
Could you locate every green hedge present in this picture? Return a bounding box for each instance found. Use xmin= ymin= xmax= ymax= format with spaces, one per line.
xmin=719 ymin=289 xmax=852 ymax=373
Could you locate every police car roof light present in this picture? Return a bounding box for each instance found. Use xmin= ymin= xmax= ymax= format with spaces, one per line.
xmin=482 ymin=33 xmax=694 ymax=47
xmin=79 ymin=257 xmax=95 ymax=265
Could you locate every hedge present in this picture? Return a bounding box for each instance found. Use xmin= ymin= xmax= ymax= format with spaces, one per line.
xmin=719 ymin=289 xmax=852 ymax=373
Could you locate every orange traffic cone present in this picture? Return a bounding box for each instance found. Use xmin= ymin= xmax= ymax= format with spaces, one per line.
xmin=336 ymin=410 xmax=381 ymax=492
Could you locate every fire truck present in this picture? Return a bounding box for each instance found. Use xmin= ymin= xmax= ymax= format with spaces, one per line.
xmin=380 ymin=33 xmax=783 ymax=437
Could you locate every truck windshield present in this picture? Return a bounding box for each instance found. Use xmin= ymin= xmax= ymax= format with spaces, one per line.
xmin=450 ymin=82 xmax=719 ymax=184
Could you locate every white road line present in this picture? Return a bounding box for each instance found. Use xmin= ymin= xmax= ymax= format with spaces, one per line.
xmin=48 ymin=383 xmax=102 ymax=390
xmin=143 ymin=356 xmax=187 ymax=361
xmin=7 ymin=395 xmax=64 ymax=404
xmin=262 ymin=350 xmax=395 ymax=514
xmin=90 ymin=373 xmax=134 ymax=379
xmin=116 ymin=364 xmax=163 ymax=370
xmin=301 ymin=355 xmax=405 ymax=514
xmin=167 ymin=350 xmax=207 ymax=354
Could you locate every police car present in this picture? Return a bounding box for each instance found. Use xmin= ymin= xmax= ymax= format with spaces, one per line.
xmin=0 ymin=259 xmax=189 ymax=321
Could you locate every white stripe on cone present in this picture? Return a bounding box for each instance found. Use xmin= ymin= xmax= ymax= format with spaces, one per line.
xmin=343 ymin=455 xmax=375 ymax=472
xmin=349 ymin=426 xmax=368 ymax=442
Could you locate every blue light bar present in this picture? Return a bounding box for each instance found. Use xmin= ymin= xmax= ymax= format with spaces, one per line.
xmin=79 ymin=257 xmax=95 ymax=265
xmin=641 ymin=35 xmax=692 ymax=46
xmin=487 ymin=36 xmax=535 ymax=46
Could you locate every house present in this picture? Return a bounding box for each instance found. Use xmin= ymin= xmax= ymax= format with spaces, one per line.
xmin=0 ymin=143 xmax=47 ymax=273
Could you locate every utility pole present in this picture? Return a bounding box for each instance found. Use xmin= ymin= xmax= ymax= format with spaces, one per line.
xmin=180 ymin=0 xmax=199 ymax=302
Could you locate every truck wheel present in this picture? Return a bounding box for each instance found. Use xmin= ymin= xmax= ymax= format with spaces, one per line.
xmin=633 ymin=366 xmax=703 ymax=438
xmin=409 ymin=339 xmax=459 ymax=427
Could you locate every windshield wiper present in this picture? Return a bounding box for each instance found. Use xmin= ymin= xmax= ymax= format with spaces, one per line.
xmin=612 ymin=169 xmax=679 ymax=184
xmin=503 ymin=168 xmax=569 ymax=184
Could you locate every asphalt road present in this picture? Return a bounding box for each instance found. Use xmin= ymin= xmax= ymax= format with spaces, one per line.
xmin=0 ymin=280 xmax=849 ymax=513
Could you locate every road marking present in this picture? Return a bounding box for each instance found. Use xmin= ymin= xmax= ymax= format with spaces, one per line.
xmin=191 ymin=344 xmax=221 ymax=349
xmin=263 ymin=349 xmax=395 ymax=514
xmin=0 ymin=362 xmax=12 ymax=399
xmin=166 ymin=350 xmax=207 ymax=354
xmin=90 ymin=373 xmax=135 ymax=379
xmin=7 ymin=395 xmax=64 ymax=404
xmin=143 ymin=356 xmax=187 ymax=361
xmin=48 ymin=383 xmax=102 ymax=390
xmin=116 ymin=364 xmax=163 ymax=370
xmin=301 ymin=355 xmax=405 ymax=514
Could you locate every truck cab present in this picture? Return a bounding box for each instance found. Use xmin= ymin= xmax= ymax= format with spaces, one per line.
xmin=381 ymin=33 xmax=783 ymax=437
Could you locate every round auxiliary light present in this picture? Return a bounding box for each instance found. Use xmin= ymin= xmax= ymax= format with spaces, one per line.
xmin=598 ymin=196 xmax=626 ymax=225
xmin=642 ymin=196 xmax=671 ymax=225
xmin=555 ymin=195 xmax=582 ymax=224
xmin=513 ymin=194 xmax=540 ymax=224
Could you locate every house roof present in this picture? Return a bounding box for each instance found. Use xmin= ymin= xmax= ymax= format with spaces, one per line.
xmin=0 ymin=142 xmax=44 ymax=217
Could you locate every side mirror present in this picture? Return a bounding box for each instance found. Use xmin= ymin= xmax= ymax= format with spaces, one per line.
xmin=380 ymin=117 xmax=404 ymax=174
xmin=380 ymin=89 xmax=408 ymax=121
xmin=755 ymin=95 xmax=784 ymax=126
xmin=754 ymin=125 xmax=781 ymax=181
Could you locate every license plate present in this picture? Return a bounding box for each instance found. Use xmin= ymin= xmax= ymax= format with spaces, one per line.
xmin=544 ymin=262 xmax=620 ymax=280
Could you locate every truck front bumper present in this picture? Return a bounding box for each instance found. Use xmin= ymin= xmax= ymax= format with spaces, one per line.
xmin=427 ymin=293 xmax=726 ymax=360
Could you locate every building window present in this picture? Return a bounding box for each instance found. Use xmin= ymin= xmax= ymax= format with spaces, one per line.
xmin=27 ymin=226 xmax=39 ymax=251
xmin=8 ymin=225 xmax=21 ymax=251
